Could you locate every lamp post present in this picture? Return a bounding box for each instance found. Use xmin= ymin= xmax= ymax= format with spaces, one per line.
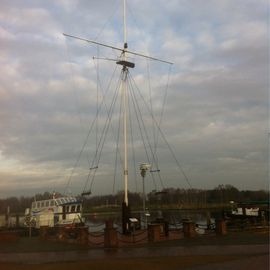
xmin=140 ymin=163 xmax=151 ymax=227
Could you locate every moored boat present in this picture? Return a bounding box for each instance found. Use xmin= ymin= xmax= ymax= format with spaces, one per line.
xmin=24 ymin=196 xmax=84 ymax=228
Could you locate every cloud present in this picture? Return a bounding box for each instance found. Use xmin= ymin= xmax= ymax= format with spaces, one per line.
xmin=0 ymin=0 xmax=268 ymax=198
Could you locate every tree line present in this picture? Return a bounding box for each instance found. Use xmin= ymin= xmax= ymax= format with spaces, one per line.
xmin=0 ymin=185 xmax=268 ymax=214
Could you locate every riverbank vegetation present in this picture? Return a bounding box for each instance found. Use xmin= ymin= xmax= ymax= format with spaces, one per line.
xmin=0 ymin=185 xmax=268 ymax=214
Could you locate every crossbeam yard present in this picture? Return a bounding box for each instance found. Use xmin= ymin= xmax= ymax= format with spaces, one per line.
xmin=63 ymin=33 xmax=173 ymax=65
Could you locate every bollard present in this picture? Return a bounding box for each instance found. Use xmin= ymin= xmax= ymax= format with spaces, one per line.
xmin=78 ymin=227 xmax=89 ymax=244
xmin=206 ymin=211 xmax=211 ymax=229
xmin=183 ymin=221 xmax=196 ymax=238
xmin=215 ymin=219 xmax=227 ymax=235
xmin=104 ymin=220 xmax=118 ymax=248
xmin=39 ymin=226 xmax=49 ymax=240
xmin=148 ymin=224 xmax=160 ymax=242
xmin=58 ymin=226 xmax=67 ymax=241
xmin=261 ymin=212 xmax=266 ymax=226
xmin=5 ymin=206 xmax=10 ymax=228
xmin=164 ymin=222 xmax=169 ymax=237
xmin=16 ymin=214 xmax=19 ymax=228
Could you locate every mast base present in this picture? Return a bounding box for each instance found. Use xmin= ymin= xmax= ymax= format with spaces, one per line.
xmin=122 ymin=201 xmax=131 ymax=234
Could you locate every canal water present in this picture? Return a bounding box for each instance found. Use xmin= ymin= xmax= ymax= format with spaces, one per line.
xmin=0 ymin=208 xmax=221 ymax=232
xmin=84 ymin=209 xmax=220 ymax=232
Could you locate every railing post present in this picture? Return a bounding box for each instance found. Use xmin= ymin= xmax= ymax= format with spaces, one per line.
xmin=104 ymin=220 xmax=118 ymax=248
xmin=40 ymin=226 xmax=49 ymax=240
xmin=78 ymin=226 xmax=89 ymax=244
xmin=215 ymin=219 xmax=227 ymax=235
xmin=148 ymin=224 xmax=160 ymax=242
xmin=183 ymin=221 xmax=196 ymax=238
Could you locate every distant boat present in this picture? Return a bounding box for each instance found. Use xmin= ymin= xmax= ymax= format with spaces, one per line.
xmin=228 ymin=201 xmax=269 ymax=219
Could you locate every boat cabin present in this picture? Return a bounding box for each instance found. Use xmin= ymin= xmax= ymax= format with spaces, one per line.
xmin=24 ymin=196 xmax=84 ymax=228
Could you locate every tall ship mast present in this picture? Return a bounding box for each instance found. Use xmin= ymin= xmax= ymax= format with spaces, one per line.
xmin=63 ymin=0 xmax=173 ymax=233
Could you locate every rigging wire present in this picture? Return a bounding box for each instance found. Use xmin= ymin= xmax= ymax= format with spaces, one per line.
xmin=154 ymin=65 xmax=172 ymax=151
xmin=127 ymin=82 xmax=138 ymax=192
xmin=128 ymin=93 xmax=138 ymax=192
xmin=128 ymin=72 xmax=165 ymax=190
xmin=93 ymin=0 xmax=120 ymax=41
xmin=65 ymin=62 xmax=119 ymax=194
xmin=127 ymin=72 xmax=157 ymax=190
xmin=85 ymin=70 xmax=123 ymax=194
xmin=146 ymin=60 xmax=156 ymax=169
xmin=95 ymin=46 xmax=99 ymax=163
xmin=112 ymin=84 xmax=123 ymax=194
xmin=129 ymin=73 xmax=192 ymax=189
xmin=152 ymin=64 xmax=172 ymax=171
xmin=63 ymin=39 xmax=93 ymax=184
xmin=88 ymin=59 xmax=130 ymax=194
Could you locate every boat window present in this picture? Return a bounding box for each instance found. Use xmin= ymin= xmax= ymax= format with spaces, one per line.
xmin=56 ymin=199 xmax=61 ymax=205
xmin=50 ymin=201 xmax=54 ymax=206
xmin=71 ymin=205 xmax=76 ymax=212
xmin=41 ymin=202 xmax=45 ymax=208
xmin=60 ymin=198 xmax=65 ymax=204
xmin=76 ymin=205 xmax=81 ymax=212
xmin=66 ymin=206 xmax=69 ymax=212
xmin=45 ymin=201 xmax=49 ymax=207
xmin=37 ymin=202 xmax=40 ymax=208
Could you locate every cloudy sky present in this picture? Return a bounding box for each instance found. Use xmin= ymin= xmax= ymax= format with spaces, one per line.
xmin=0 ymin=0 xmax=268 ymax=198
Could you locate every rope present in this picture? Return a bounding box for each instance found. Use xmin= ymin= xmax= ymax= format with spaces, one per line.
xmin=88 ymin=239 xmax=104 ymax=245
xmin=169 ymin=229 xmax=183 ymax=234
xmin=128 ymin=92 xmax=138 ymax=192
xmin=128 ymin=70 xmax=165 ymax=190
xmin=89 ymin=232 xmax=104 ymax=237
xmin=129 ymin=74 xmax=192 ymax=189
xmin=88 ymin=74 xmax=121 ymax=189
xmin=93 ymin=0 xmax=120 ymax=41
xmin=152 ymin=65 xmax=172 ymax=190
xmin=128 ymin=71 xmax=165 ymax=190
xmin=95 ymin=46 xmax=99 ymax=163
xmin=127 ymin=73 xmax=157 ymax=190
xmin=133 ymin=229 xmax=148 ymax=236
xmin=88 ymin=223 xmax=104 ymax=228
xmin=64 ymin=61 xmax=119 ymax=194
xmin=112 ymin=80 xmax=123 ymax=194
xmin=82 ymin=65 xmax=122 ymax=193
xmin=118 ymin=235 xmax=148 ymax=244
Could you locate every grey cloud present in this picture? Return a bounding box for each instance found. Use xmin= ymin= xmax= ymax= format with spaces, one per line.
xmin=0 ymin=0 xmax=268 ymax=197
